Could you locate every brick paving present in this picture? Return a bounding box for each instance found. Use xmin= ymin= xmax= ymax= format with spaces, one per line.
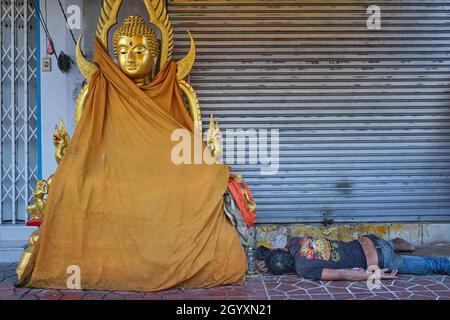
xmin=0 ymin=263 xmax=449 ymax=300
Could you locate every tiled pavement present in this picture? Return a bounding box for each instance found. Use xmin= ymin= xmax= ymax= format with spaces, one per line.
xmin=0 ymin=263 xmax=449 ymax=300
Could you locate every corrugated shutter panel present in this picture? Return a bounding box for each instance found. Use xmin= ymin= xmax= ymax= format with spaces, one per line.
xmin=169 ymin=0 xmax=450 ymax=223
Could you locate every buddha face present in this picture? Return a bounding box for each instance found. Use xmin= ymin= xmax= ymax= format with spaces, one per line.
xmin=117 ymin=35 xmax=156 ymax=80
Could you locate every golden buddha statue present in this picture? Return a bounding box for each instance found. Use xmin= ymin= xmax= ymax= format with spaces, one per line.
xmin=16 ymin=0 xmax=249 ymax=292
xmin=74 ymin=1 xmax=202 ymax=130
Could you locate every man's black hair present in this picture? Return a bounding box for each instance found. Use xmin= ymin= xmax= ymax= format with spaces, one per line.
xmin=267 ymin=249 xmax=295 ymax=275
xmin=256 ymin=246 xmax=272 ymax=261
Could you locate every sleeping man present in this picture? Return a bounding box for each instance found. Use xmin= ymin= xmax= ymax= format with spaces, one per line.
xmin=256 ymin=234 xmax=450 ymax=281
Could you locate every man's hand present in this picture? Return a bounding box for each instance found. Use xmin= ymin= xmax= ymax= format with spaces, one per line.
xmin=256 ymin=260 xmax=268 ymax=273
xmin=378 ymin=268 xmax=398 ymax=279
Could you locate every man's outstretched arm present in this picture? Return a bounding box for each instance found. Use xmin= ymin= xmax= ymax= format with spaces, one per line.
xmin=321 ymin=268 xmax=398 ymax=281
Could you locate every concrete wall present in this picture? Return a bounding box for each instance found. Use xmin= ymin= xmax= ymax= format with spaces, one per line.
xmin=255 ymin=223 xmax=450 ymax=248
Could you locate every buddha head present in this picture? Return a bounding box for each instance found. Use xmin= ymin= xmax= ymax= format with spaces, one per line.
xmin=113 ymin=16 xmax=159 ymax=84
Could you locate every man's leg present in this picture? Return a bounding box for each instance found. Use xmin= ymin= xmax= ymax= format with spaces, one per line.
xmin=371 ymin=235 xmax=449 ymax=275
xmin=391 ymin=238 xmax=416 ymax=252
xmin=395 ymin=255 xmax=450 ymax=275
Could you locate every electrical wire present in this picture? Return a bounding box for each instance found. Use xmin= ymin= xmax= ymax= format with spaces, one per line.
xmin=33 ymin=0 xmax=55 ymax=50
xmin=33 ymin=0 xmax=74 ymax=73
xmin=57 ymin=0 xmax=77 ymax=46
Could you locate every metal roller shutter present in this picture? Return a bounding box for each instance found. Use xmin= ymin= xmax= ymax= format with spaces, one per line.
xmin=169 ymin=0 xmax=450 ymax=224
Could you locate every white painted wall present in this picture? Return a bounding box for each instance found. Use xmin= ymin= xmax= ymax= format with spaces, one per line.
xmin=39 ymin=0 xmax=84 ymax=180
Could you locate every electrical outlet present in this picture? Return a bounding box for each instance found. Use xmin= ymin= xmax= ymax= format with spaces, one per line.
xmin=41 ymin=57 xmax=52 ymax=72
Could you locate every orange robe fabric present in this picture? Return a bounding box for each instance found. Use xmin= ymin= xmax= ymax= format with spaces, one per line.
xmin=228 ymin=176 xmax=256 ymax=228
xmin=18 ymin=38 xmax=247 ymax=292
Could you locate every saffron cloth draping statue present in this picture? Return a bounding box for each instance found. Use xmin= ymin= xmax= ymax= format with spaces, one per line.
xmin=16 ymin=0 xmax=248 ymax=292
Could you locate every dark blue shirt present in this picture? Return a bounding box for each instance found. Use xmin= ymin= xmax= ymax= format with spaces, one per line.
xmin=287 ymin=236 xmax=368 ymax=280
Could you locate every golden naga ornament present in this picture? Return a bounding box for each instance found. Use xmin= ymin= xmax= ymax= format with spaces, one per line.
xmin=53 ymin=119 xmax=71 ymax=165
xmin=206 ymin=114 xmax=223 ymax=160
xmin=26 ymin=180 xmax=49 ymax=223
xmin=75 ymin=0 xmax=202 ymax=130
xmin=24 ymin=119 xmax=70 ymax=225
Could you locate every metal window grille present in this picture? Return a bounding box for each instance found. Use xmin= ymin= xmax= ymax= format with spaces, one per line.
xmin=0 ymin=0 xmax=38 ymax=225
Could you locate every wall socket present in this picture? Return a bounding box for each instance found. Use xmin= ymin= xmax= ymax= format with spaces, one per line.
xmin=41 ymin=57 xmax=52 ymax=72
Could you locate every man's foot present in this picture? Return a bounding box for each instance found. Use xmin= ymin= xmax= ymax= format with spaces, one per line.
xmin=392 ymin=238 xmax=416 ymax=252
